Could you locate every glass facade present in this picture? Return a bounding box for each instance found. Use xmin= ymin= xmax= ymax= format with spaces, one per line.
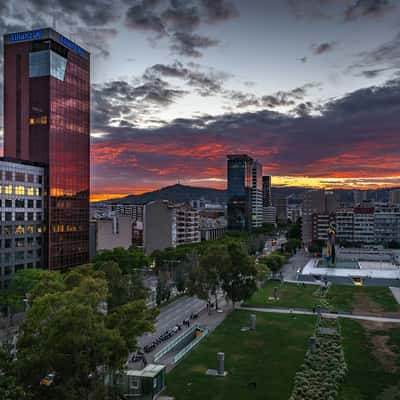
xmin=4 ymin=29 xmax=90 ymax=270
xmin=227 ymin=155 xmax=253 ymax=230
xmin=29 ymin=50 xmax=67 ymax=81
xmin=0 ymin=159 xmax=44 ymax=289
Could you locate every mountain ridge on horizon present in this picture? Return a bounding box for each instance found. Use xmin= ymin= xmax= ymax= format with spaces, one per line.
xmin=93 ymin=183 xmax=399 ymax=205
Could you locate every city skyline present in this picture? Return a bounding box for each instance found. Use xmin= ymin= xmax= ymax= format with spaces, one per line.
xmin=0 ymin=1 xmax=399 ymax=201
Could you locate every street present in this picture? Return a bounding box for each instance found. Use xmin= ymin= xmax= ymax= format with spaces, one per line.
xmin=280 ymin=250 xmax=311 ymax=281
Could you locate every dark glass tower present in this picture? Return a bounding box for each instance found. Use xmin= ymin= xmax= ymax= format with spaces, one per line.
xmin=262 ymin=176 xmax=272 ymax=207
xmin=227 ymin=154 xmax=253 ymax=230
xmin=4 ymin=28 xmax=90 ymax=269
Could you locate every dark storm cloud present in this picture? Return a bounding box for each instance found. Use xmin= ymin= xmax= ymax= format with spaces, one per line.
xmin=359 ymin=68 xmax=388 ymax=78
xmin=125 ymin=2 xmax=166 ymax=35
xmin=124 ymin=0 xmax=238 ymax=57
xmin=92 ymin=76 xmax=187 ymax=128
xmin=228 ymin=83 xmax=320 ymax=109
xmin=145 ymin=61 xmax=229 ymax=95
xmin=344 ymin=0 xmax=393 ymax=20
xmin=161 ymin=4 xmax=201 ymax=31
xmin=289 ymin=0 xmax=395 ymax=21
xmin=92 ymin=78 xmax=400 ymax=193
xmin=170 ymin=32 xmax=219 ymax=57
xmin=28 ymin=0 xmax=120 ymax=26
xmin=200 ymin=0 xmax=239 ymax=22
xmin=312 ymin=41 xmax=336 ymax=55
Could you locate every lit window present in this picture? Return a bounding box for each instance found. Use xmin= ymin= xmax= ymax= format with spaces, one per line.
xmin=29 ymin=116 xmax=48 ymax=125
xmin=4 ymin=185 xmax=12 ymax=194
xmin=15 ymin=225 xmax=25 ymax=235
xmin=15 ymin=186 xmax=25 ymax=195
xmin=27 ymin=187 xmax=34 ymax=196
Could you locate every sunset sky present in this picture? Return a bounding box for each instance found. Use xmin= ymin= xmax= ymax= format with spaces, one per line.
xmin=1 ymin=0 xmax=400 ymax=201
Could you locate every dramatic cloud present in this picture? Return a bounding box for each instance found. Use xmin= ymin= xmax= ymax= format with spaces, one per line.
xmin=228 ymin=83 xmax=321 ymax=109
xmin=359 ymin=68 xmax=389 ymax=78
xmin=171 ymin=32 xmax=219 ymax=57
xmin=92 ymin=76 xmax=187 ymax=128
xmin=201 ymin=0 xmax=239 ymax=22
xmin=145 ymin=61 xmax=229 ymax=95
xmin=289 ymin=0 xmax=395 ymax=21
xmin=125 ymin=1 xmax=166 ymax=35
xmin=91 ymin=78 xmax=400 ymax=195
xmin=345 ymin=0 xmax=393 ymax=20
xmin=124 ymin=0 xmax=238 ymax=57
xmin=312 ymin=41 xmax=336 ymax=55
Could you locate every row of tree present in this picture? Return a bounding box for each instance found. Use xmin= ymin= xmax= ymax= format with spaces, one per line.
xmin=0 ymin=259 xmax=157 ymax=400
xmin=186 ymin=242 xmax=258 ymax=308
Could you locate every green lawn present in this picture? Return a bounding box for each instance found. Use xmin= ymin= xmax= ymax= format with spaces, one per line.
xmin=246 ymin=281 xmax=318 ymax=309
xmin=327 ymin=285 xmax=400 ymax=313
xmin=247 ymin=281 xmax=400 ymax=313
xmin=165 ymin=311 xmax=316 ymax=400
xmin=339 ymin=319 xmax=400 ymax=399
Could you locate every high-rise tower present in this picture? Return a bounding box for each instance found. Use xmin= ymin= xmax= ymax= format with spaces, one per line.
xmin=4 ymin=28 xmax=90 ymax=269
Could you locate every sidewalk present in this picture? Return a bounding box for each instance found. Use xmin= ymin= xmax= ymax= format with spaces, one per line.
xmin=390 ymin=287 xmax=400 ymax=305
xmin=238 ymin=305 xmax=400 ymax=324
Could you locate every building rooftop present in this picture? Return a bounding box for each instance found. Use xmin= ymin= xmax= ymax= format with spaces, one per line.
xmin=4 ymin=27 xmax=90 ymax=59
xmin=126 ymin=364 xmax=165 ymax=378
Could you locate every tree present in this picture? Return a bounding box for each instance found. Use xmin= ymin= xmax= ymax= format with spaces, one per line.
xmin=95 ymin=261 xmax=128 ymax=309
xmin=187 ymin=245 xmax=228 ymax=311
xmin=283 ymin=238 xmax=301 ymax=255
xmin=107 ymin=300 xmax=157 ymax=352
xmin=220 ymin=243 xmax=257 ymax=307
xmin=16 ymin=265 xmax=156 ymax=400
xmin=0 ymin=344 xmax=29 ymax=400
xmin=93 ymin=247 xmax=151 ymax=275
xmin=287 ymin=220 xmax=301 ymax=240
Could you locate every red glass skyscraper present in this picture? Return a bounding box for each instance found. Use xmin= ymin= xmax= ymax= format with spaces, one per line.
xmin=3 ymin=28 xmax=90 ymax=269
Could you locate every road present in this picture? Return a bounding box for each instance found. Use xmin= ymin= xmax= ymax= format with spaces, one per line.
xmin=138 ymin=296 xmax=207 ymax=349
xmin=280 ymin=250 xmax=311 ymax=280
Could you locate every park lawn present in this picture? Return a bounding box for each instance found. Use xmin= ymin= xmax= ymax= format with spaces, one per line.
xmin=339 ymin=319 xmax=400 ymax=399
xmin=327 ymin=285 xmax=400 ymax=313
xmin=247 ymin=281 xmax=400 ymax=313
xmin=165 ymin=311 xmax=316 ymax=400
xmin=246 ymin=281 xmax=318 ymax=309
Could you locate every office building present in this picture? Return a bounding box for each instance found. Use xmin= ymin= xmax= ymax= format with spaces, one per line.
xmin=335 ymin=209 xmax=354 ymax=242
xmin=273 ymin=195 xmax=288 ymax=223
xmin=227 ymin=154 xmax=262 ymax=230
xmin=325 ymin=191 xmax=339 ymax=213
xmin=251 ymin=161 xmax=263 ymax=228
xmin=301 ymin=190 xmax=326 ymax=245
xmin=353 ymin=190 xmax=367 ymax=206
xmin=262 ymin=176 xmax=272 ymax=207
xmin=374 ymin=206 xmax=400 ymax=243
xmin=143 ymin=201 xmax=200 ymax=254
xmin=353 ymin=207 xmax=375 ymax=243
xmin=263 ymin=206 xmax=277 ymax=225
xmin=287 ymin=204 xmax=302 ymax=223
xmin=389 ymin=189 xmax=400 ymax=205
xmin=312 ymin=213 xmax=335 ymax=241
xmin=0 ymin=158 xmax=45 ymax=288
xmin=4 ymin=28 xmax=90 ymax=269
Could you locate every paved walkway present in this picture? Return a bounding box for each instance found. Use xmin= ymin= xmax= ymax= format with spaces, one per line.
xmin=238 ymin=305 xmax=400 ymax=324
xmin=390 ymin=287 xmax=400 ymax=305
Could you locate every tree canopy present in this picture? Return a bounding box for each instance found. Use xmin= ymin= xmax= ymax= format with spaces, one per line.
xmin=14 ymin=265 xmax=156 ymax=400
